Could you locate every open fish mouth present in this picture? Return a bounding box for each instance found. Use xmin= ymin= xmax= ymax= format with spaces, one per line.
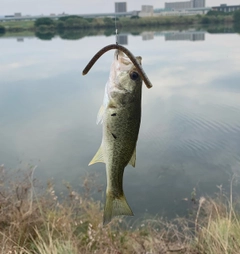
xmin=82 ymin=44 xmax=153 ymax=89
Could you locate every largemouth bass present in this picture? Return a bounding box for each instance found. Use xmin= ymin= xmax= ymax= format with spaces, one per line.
xmin=89 ymin=49 xmax=143 ymax=225
xmin=83 ymin=44 xmax=152 ymax=225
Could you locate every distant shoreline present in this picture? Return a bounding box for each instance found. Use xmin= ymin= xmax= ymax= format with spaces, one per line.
xmin=0 ymin=12 xmax=238 ymax=35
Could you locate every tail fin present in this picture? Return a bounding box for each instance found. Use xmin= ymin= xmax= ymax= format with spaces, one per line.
xmin=103 ymin=193 xmax=134 ymax=225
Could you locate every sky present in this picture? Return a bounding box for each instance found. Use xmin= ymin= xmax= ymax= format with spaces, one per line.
xmin=0 ymin=0 xmax=240 ymax=16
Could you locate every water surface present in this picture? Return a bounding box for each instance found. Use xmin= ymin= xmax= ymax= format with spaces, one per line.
xmin=1 ymin=27 xmax=240 ymax=220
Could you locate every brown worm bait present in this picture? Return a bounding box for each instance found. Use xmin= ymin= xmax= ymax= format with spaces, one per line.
xmin=82 ymin=44 xmax=153 ymax=89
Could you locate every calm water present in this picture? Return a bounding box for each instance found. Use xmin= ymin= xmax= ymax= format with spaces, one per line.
xmin=1 ymin=28 xmax=240 ymax=220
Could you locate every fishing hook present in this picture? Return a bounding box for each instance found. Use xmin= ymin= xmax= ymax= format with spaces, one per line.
xmin=82 ymin=44 xmax=153 ymax=89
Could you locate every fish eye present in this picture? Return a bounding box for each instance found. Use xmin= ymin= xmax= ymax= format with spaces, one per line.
xmin=130 ymin=71 xmax=139 ymax=81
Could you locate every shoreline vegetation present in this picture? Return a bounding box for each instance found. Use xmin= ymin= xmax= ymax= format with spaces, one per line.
xmin=0 ymin=10 xmax=240 ymax=37
xmin=1 ymin=166 xmax=240 ymax=253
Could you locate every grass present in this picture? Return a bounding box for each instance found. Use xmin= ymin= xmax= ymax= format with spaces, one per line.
xmin=0 ymin=20 xmax=34 ymax=32
xmin=193 ymin=179 xmax=240 ymax=254
xmin=1 ymin=164 xmax=240 ymax=253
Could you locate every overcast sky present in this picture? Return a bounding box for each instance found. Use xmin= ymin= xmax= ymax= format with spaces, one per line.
xmin=1 ymin=0 xmax=240 ymax=16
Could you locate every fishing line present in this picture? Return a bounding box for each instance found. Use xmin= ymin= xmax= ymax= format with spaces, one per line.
xmin=114 ymin=11 xmax=118 ymax=44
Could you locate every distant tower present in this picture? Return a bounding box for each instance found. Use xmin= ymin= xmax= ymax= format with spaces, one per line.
xmin=115 ymin=2 xmax=127 ymax=13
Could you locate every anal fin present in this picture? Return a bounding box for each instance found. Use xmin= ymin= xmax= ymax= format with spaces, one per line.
xmin=128 ymin=147 xmax=136 ymax=167
xmin=89 ymin=145 xmax=105 ymax=166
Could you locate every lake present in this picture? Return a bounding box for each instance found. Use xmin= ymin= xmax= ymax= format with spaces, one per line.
xmin=1 ymin=27 xmax=240 ymax=221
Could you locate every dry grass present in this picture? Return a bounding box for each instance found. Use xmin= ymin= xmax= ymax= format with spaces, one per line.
xmin=193 ymin=178 xmax=240 ymax=254
xmin=1 ymin=164 xmax=240 ymax=254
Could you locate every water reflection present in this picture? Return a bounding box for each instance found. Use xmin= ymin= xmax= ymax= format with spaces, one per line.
xmin=17 ymin=38 xmax=24 ymax=42
xmin=1 ymin=25 xmax=239 ymax=43
xmin=35 ymin=31 xmax=55 ymax=40
xmin=164 ymin=31 xmax=205 ymax=41
xmin=117 ymin=34 xmax=128 ymax=45
xmin=0 ymin=26 xmax=240 ymax=221
xmin=142 ymin=32 xmax=154 ymax=41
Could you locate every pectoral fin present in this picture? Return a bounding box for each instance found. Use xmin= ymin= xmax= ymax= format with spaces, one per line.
xmin=89 ymin=145 xmax=105 ymax=165
xmin=96 ymin=105 xmax=105 ymax=125
xmin=128 ymin=147 xmax=136 ymax=167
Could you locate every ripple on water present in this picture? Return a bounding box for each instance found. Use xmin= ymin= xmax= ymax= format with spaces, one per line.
xmin=170 ymin=104 xmax=240 ymax=163
xmin=174 ymin=109 xmax=240 ymax=135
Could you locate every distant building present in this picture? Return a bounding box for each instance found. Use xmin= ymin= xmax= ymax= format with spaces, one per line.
xmin=139 ymin=5 xmax=154 ymax=17
xmin=165 ymin=0 xmax=205 ymax=10
xmin=193 ymin=0 xmax=205 ymax=8
xmin=115 ymin=2 xmax=127 ymax=13
xmin=14 ymin=12 xmax=21 ymax=17
xmin=4 ymin=15 xmax=14 ymax=18
xmin=165 ymin=1 xmax=192 ymax=10
xmin=142 ymin=5 xmax=154 ymax=13
xmin=212 ymin=4 xmax=240 ymax=12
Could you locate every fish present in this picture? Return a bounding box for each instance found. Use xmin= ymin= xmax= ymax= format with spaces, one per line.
xmin=83 ymin=44 xmax=152 ymax=225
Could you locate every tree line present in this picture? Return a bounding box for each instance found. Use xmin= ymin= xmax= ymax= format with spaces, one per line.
xmin=34 ymin=16 xmax=117 ymax=31
xmin=33 ymin=10 xmax=240 ymax=31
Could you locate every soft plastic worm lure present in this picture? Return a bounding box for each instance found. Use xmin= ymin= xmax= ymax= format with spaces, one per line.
xmin=82 ymin=44 xmax=153 ymax=89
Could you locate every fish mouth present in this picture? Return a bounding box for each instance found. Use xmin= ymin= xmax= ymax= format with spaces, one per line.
xmin=114 ymin=49 xmax=136 ymax=69
xmin=114 ymin=49 xmax=126 ymax=61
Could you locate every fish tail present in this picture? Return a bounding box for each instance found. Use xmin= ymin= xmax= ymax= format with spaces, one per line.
xmin=103 ymin=192 xmax=134 ymax=225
